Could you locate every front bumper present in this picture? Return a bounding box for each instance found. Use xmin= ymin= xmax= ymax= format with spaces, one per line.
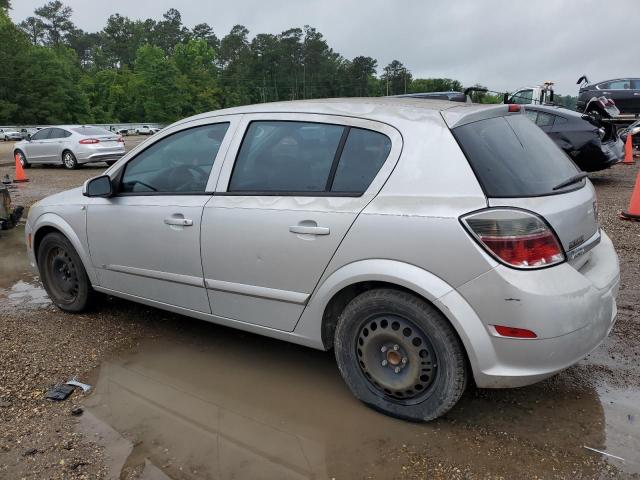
xmin=448 ymin=230 xmax=619 ymax=388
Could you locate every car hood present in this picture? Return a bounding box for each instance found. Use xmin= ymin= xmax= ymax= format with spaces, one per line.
xmin=34 ymin=186 xmax=85 ymax=208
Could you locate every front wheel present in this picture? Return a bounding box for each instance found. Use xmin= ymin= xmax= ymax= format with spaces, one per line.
xmin=62 ymin=150 xmax=78 ymax=169
xmin=37 ymin=232 xmax=93 ymax=312
xmin=334 ymin=289 xmax=468 ymax=422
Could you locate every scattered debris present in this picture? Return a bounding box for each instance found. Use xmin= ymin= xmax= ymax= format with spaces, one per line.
xmin=23 ymin=448 xmax=38 ymax=456
xmin=584 ymin=446 xmax=626 ymax=462
xmin=1 ymin=174 xmax=10 ymax=184
xmin=66 ymin=376 xmax=91 ymax=393
xmin=45 ymin=384 xmax=75 ymax=401
xmin=71 ymin=406 xmax=83 ymax=416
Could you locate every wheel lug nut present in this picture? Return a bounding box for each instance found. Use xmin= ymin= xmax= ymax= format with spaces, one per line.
xmin=393 ymin=344 xmax=399 ymax=351
xmin=381 ymin=360 xmax=388 ymax=366
xmin=401 ymin=357 xmax=407 ymax=364
xmin=381 ymin=346 xmax=387 ymax=352
xmin=394 ymin=367 xmax=401 ymax=373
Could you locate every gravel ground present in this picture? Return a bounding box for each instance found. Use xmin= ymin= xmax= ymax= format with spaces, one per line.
xmin=0 ymin=150 xmax=639 ymax=479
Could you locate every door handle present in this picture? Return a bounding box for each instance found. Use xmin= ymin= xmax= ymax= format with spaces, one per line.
xmin=164 ymin=217 xmax=193 ymax=227
xmin=289 ymin=225 xmax=330 ymax=235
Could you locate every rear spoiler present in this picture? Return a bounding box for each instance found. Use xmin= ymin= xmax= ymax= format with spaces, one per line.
xmin=441 ymin=104 xmax=523 ymax=129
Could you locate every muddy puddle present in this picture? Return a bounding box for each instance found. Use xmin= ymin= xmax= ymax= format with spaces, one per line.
xmin=78 ymin=327 xmax=640 ymax=479
xmin=0 ymin=224 xmax=51 ymax=309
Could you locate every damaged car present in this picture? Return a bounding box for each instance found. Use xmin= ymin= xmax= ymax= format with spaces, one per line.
xmin=577 ymin=76 xmax=640 ymax=121
xmin=524 ymin=104 xmax=623 ymax=172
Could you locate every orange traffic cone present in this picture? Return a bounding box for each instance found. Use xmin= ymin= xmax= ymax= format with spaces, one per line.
xmin=622 ymin=134 xmax=635 ymax=165
xmin=620 ymin=170 xmax=640 ymax=221
xmin=13 ymin=153 xmax=30 ymax=183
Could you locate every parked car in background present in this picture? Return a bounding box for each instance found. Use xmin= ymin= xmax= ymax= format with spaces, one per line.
xmin=20 ymin=127 xmax=40 ymax=137
xmin=14 ymin=125 xmax=125 ymax=169
xmin=1 ymin=128 xmax=24 ymax=141
xmin=577 ymin=77 xmax=640 ymax=121
xmin=25 ymin=99 xmax=619 ymax=422
xmin=524 ymin=105 xmax=624 ymax=171
xmin=136 ymin=125 xmax=161 ymax=135
xmin=116 ymin=128 xmax=131 ymax=136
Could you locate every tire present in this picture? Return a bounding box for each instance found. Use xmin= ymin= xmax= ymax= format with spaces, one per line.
xmin=37 ymin=232 xmax=94 ymax=312
xmin=334 ymin=289 xmax=468 ymax=422
xmin=105 ymin=160 xmax=117 ymax=167
xmin=15 ymin=150 xmax=30 ymax=169
xmin=62 ymin=150 xmax=78 ymax=169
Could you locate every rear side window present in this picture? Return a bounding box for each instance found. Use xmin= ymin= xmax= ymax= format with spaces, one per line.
xmin=453 ymin=114 xmax=580 ymax=197
xmin=229 ymin=121 xmax=392 ymax=194
xmin=331 ymin=129 xmax=391 ymax=193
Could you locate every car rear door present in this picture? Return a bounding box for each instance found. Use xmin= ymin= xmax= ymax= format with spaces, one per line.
xmin=201 ymin=114 xmax=402 ymax=331
xmin=86 ymin=117 xmax=238 ymax=313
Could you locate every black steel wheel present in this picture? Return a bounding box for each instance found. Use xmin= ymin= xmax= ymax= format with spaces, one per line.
xmin=356 ymin=314 xmax=438 ymax=404
xmin=38 ymin=232 xmax=93 ymax=312
xmin=334 ymin=289 xmax=468 ymax=421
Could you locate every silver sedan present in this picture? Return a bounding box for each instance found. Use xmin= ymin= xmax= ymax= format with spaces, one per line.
xmin=13 ymin=125 xmax=125 ymax=169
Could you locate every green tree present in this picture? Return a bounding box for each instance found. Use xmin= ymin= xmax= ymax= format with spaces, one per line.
xmin=130 ymin=44 xmax=185 ymax=122
xmin=410 ymin=78 xmax=462 ymax=93
xmin=34 ymin=0 xmax=75 ymax=47
xmin=0 ymin=0 xmax=10 ymax=10
xmin=173 ymin=39 xmax=221 ymax=116
xmin=0 ymin=9 xmax=29 ymax=122
xmin=382 ymin=60 xmax=411 ymax=96
xmin=191 ymin=23 xmax=219 ymax=51
xmin=19 ymin=16 xmax=46 ymax=45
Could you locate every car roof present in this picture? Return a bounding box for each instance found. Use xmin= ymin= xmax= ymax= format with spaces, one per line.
xmin=176 ymin=97 xmax=511 ymax=128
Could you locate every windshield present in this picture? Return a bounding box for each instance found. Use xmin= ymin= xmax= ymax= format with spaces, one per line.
xmin=452 ymin=114 xmax=582 ymax=197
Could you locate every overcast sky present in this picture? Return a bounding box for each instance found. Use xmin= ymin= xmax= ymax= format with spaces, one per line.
xmin=9 ymin=0 xmax=639 ymax=95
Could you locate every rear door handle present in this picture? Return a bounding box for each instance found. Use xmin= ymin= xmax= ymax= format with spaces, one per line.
xmin=164 ymin=217 xmax=193 ymax=227
xmin=289 ymin=225 xmax=330 ymax=235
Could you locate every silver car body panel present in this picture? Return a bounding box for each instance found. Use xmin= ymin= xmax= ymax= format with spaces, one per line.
xmin=25 ymin=98 xmax=620 ymax=389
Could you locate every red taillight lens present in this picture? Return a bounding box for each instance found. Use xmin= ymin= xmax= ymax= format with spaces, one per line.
xmin=493 ymin=325 xmax=537 ymax=339
xmin=462 ymin=209 xmax=565 ymax=269
xmin=508 ymin=104 xmax=521 ymax=112
xmin=79 ymin=138 xmax=100 ymax=144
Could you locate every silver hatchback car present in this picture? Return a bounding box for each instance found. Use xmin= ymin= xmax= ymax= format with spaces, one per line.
xmin=14 ymin=125 xmax=125 ymax=169
xmin=25 ymin=99 xmax=620 ymax=421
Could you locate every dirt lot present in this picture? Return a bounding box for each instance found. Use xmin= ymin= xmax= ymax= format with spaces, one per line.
xmin=0 ymin=138 xmax=639 ymax=479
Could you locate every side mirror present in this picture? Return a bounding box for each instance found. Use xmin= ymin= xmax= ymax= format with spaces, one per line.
xmin=27 ymin=134 xmax=31 ymax=141
xmin=83 ymin=175 xmax=114 ymax=198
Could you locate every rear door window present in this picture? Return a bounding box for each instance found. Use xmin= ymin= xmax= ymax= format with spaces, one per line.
xmin=453 ymin=114 xmax=581 ymax=197
xmin=229 ymin=121 xmax=344 ymax=193
xmin=331 ymin=128 xmax=391 ymax=193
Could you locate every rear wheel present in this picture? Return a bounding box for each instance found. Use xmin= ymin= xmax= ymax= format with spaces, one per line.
xmin=62 ymin=150 xmax=78 ymax=169
xmin=37 ymin=232 xmax=93 ymax=312
xmin=15 ymin=150 xmax=30 ymax=169
xmin=105 ymin=160 xmax=117 ymax=167
xmin=334 ymin=289 xmax=468 ymax=421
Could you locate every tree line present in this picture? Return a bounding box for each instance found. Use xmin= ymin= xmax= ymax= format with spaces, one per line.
xmin=0 ymin=1 xmax=574 ymax=125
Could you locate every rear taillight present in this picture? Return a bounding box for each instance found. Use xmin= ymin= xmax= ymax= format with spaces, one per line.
xmin=79 ymin=138 xmax=100 ymax=144
xmin=461 ymin=209 xmax=565 ymax=269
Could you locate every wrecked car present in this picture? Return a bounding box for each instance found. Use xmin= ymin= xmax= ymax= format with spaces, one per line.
xmin=26 ymin=99 xmax=620 ymax=422
xmin=524 ymin=104 xmax=624 ymax=172
xmin=577 ymin=76 xmax=640 ymax=121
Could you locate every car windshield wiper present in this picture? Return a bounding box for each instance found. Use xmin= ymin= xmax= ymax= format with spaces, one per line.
xmin=552 ymin=172 xmax=588 ymax=191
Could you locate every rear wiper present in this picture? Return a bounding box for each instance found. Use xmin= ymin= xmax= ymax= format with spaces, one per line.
xmin=552 ymin=172 xmax=588 ymax=191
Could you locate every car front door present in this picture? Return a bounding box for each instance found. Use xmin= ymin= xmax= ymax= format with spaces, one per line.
xmin=24 ymin=128 xmax=54 ymax=163
xmin=86 ymin=118 xmax=237 ymax=313
xmin=201 ymin=114 xmax=402 ymax=331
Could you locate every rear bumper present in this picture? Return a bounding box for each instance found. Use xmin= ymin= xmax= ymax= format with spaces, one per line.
xmin=446 ymin=230 xmax=619 ymax=388
xmin=77 ymin=151 xmax=125 ymax=164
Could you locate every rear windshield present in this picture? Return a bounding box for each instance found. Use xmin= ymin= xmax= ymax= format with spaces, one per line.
xmin=453 ymin=114 xmax=582 ymax=197
xmin=72 ymin=126 xmax=111 ymax=136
